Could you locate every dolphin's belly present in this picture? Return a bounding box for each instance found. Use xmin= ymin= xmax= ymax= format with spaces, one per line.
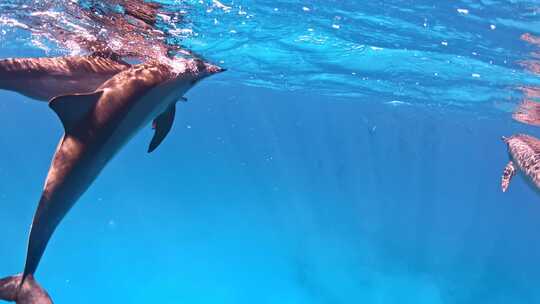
xmin=100 ymin=82 xmax=187 ymax=162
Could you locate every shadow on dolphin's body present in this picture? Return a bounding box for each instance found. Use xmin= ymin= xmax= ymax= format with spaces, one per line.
xmin=0 ymin=58 xmax=224 ymax=304
xmin=0 ymin=51 xmax=130 ymax=102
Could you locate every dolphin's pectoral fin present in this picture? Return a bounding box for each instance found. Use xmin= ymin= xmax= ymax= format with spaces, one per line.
xmin=49 ymin=91 xmax=103 ymax=133
xmin=148 ymin=103 xmax=176 ymax=153
xmin=501 ymin=160 xmax=516 ymax=192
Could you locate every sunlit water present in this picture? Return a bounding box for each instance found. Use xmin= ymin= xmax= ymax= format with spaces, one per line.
xmin=1 ymin=1 xmax=540 ymax=303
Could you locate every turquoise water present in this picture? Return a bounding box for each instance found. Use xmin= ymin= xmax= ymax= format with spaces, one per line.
xmin=1 ymin=1 xmax=540 ymax=303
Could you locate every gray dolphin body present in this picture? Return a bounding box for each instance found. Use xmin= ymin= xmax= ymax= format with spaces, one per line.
xmin=501 ymin=134 xmax=540 ymax=193
xmin=0 ymin=58 xmax=223 ymax=304
xmin=0 ymin=52 xmax=130 ymax=101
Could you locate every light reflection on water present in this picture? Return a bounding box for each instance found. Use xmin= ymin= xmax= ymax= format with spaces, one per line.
xmin=1 ymin=0 xmax=540 ymax=106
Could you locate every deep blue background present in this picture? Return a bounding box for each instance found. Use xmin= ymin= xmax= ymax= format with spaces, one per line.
xmin=2 ymin=0 xmax=540 ymax=303
xmin=2 ymin=78 xmax=540 ymax=303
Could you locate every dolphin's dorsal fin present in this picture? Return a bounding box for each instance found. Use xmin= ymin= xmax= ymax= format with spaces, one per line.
xmin=501 ymin=160 xmax=516 ymax=192
xmin=49 ymin=91 xmax=103 ymax=132
xmin=148 ymin=103 xmax=176 ymax=153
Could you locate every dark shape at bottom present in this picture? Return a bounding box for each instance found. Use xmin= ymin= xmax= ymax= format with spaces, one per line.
xmin=0 ymin=274 xmax=52 ymax=304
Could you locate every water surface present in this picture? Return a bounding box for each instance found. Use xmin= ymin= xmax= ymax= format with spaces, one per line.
xmin=1 ymin=1 xmax=540 ymax=303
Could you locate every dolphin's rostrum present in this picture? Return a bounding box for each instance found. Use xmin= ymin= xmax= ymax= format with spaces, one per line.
xmin=0 ymin=57 xmax=224 ymax=304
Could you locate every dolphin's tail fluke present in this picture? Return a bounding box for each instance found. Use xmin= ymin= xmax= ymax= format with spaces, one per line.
xmin=0 ymin=274 xmax=52 ymax=304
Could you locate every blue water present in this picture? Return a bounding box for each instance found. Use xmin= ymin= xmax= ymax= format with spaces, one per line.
xmin=1 ymin=0 xmax=540 ymax=303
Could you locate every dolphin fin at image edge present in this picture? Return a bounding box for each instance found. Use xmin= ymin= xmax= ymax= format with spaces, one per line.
xmin=0 ymin=274 xmax=52 ymax=304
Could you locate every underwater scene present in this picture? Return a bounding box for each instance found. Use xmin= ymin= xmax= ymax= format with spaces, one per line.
xmin=1 ymin=0 xmax=540 ymax=303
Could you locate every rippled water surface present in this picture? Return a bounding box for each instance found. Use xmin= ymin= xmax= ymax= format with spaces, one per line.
xmin=1 ymin=0 xmax=539 ymax=105
xmin=1 ymin=1 xmax=540 ymax=303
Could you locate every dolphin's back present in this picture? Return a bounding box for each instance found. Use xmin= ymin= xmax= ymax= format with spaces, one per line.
xmin=0 ymin=54 xmax=129 ymax=101
xmin=0 ymin=53 xmax=128 ymax=76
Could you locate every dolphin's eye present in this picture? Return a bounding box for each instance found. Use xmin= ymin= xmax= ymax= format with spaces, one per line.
xmin=194 ymin=59 xmax=205 ymax=70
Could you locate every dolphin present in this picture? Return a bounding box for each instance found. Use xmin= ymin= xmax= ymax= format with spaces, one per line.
xmin=0 ymin=51 xmax=130 ymax=101
xmin=0 ymin=57 xmax=224 ymax=304
xmin=501 ymin=134 xmax=540 ymax=193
